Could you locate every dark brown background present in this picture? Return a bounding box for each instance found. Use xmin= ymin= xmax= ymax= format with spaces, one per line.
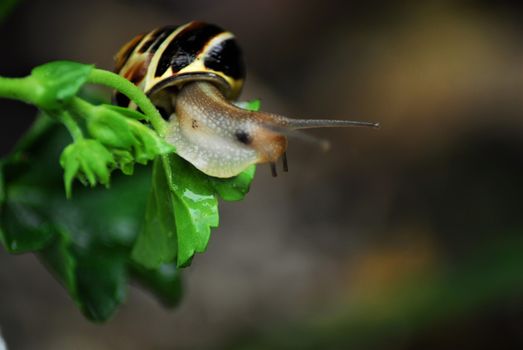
xmin=1 ymin=0 xmax=523 ymax=349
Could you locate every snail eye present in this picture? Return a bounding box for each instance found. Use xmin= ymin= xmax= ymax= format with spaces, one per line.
xmin=234 ymin=130 xmax=252 ymax=145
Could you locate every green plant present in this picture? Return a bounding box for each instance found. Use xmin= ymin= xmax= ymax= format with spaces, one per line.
xmin=0 ymin=61 xmax=259 ymax=322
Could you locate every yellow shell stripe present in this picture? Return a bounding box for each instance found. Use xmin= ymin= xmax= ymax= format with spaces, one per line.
xmin=179 ymin=31 xmax=244 ymax=99
xmin=144 ymin=24 xmax=189 ymax=94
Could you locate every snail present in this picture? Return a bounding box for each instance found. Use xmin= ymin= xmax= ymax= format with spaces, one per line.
xmin=114 ymin=21 xmax=378 ymax=178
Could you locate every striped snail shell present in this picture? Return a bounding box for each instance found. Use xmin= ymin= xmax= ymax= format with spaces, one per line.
xmin=114 ymin=21 xmax=378 ymax=178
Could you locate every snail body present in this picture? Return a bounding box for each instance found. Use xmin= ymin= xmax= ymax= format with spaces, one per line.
xmin=114 ymin=21 xmax=378 ymax=178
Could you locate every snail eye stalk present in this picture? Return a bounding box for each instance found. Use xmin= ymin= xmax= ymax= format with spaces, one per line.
xmin=270 ymin=162 xmax=278 ymax=177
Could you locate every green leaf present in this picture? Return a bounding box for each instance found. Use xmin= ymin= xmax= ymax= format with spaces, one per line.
xmin=132 ymin=154 xmax=219 ymax=268
xmin=0 ymin=120 xmax=183 ymax=321
xmin=40 ymin=228 xmax=77 ymax=296
xmin=134 ymin=154 xmax=220 ymax=268
xmin=132 ymin=155 xmax=256 ymax=268
xmin=131 ymin=157 xmax=179 ymax=268
xmin=234 ymin=99 xmax=261 ymax=111
xmin=130 ymin=262 xmax=183 ymax=308
xmin=0 ymin=195 xmax=56 ymax=253
xmin=30 ymin=61 xmax=93 ymax=111
xmin=60 ymin=139 xmax=115 ymax=198
xmin=131 ymin=99 xmax=261 ymax=269
xmin=209 ymin=165 xmax=256 ymax=201
xmin=168 ymin=155 xmax=219 ymax=267
xmin=1 ymin=116 xmax=64 ymax=253
xmin=72 ymin=248 xmax=128 ymax=322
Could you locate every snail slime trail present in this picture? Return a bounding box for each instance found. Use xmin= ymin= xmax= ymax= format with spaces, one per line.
xmin=114 ymin=21 xmax=379 ymax=178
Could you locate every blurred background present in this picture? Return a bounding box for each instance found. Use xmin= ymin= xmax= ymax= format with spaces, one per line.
xmin=1 ymin=0 xmax=523 ymax=349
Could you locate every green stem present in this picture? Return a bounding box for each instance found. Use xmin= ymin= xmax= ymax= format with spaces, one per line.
xmin=0 ymin=76 xmax=40 ymax=104
xmin=58 ymin=111 xmax=84 ymax=142
xmin=68 ymin=96 xmax=96 ymax=119
xmin=87 ymin=69 xmax=166 ymax=136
